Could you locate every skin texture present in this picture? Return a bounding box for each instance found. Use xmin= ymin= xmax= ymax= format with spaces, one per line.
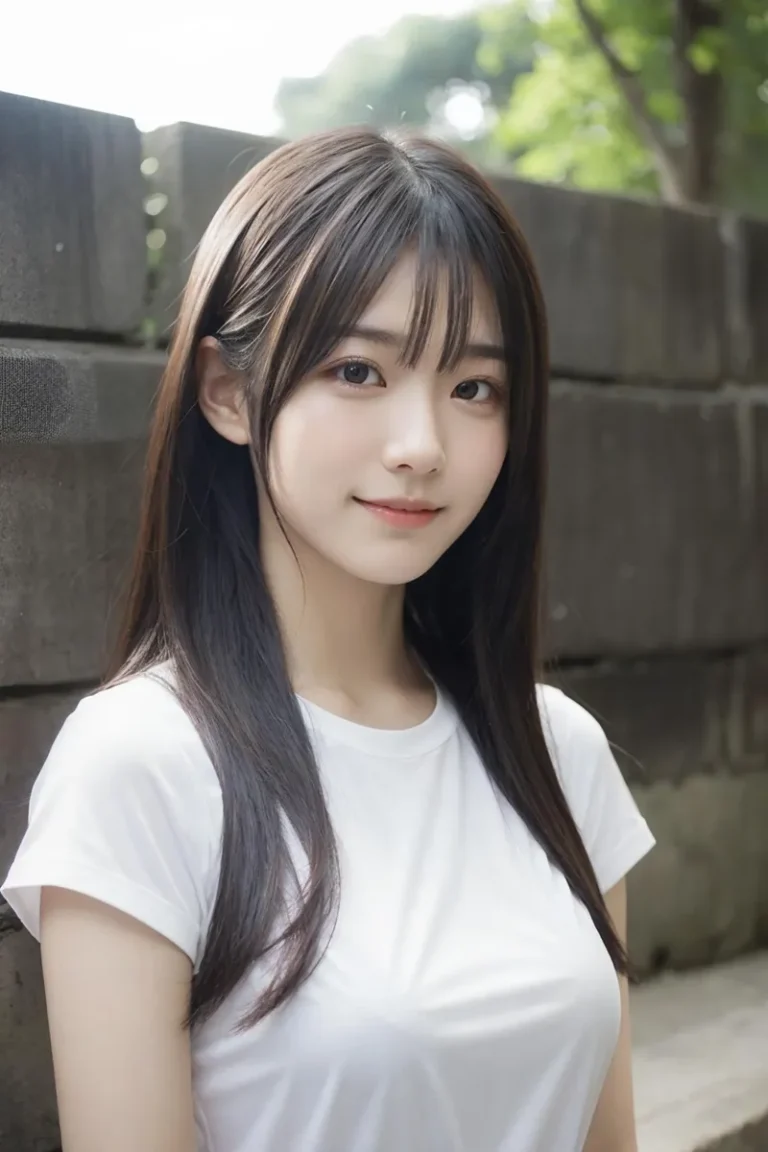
xmin=40 ymin=256 xmax=639 ymax=1149
xmin=197 ymin=253 xmax=509 ymax=725
xmin=40 ymin=888 xmax=196 ymax=1152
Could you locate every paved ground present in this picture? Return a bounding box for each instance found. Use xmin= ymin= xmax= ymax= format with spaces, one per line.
xmin=633 ymin=951 xmax=768 ymax=1151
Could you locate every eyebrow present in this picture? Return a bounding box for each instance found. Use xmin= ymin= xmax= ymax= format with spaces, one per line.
xmin=344 ymin=324 xmax=506 ymax=363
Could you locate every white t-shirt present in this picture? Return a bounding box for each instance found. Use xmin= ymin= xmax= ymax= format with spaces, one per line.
xmin=2 ymin=667 xmax=654 ymax=1152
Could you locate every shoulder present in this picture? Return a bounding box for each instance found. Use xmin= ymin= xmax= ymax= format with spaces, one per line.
xmin=535 ymin=680 xmax=619 ymax=831
xmin=6 ymin=665 xmax=223 ymax=963
xmin=536 ymin=682 xmax=655 ymax=891
xmin=35 ymin=664 xmax=221 ymax=806
xmin=536 ymin=681 xmax=609 ymax=773
xmin=76 ymin=664 xmax=198 ymax=746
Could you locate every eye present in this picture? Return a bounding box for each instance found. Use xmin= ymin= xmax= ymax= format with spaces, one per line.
xmin=334 ymin=360 xmax=384 ymax=388
xmin=454 ymin=379 xmax=496 ymax=403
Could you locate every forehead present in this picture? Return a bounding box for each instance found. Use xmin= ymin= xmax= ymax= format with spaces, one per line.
xmin=359 ymin=251 xmax=502 ymax=345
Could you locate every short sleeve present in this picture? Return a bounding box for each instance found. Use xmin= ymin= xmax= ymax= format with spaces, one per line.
xmin=1 ymin=674 xmax=223 ymax=970
xmin=537 ymin=684 xmax=655 ymax=893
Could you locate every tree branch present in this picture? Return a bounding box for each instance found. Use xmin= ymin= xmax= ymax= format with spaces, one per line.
xmin=672 ymin=0 xmax=723 ymax=203
xmin=572 ymin=0 xmax=685 ymax=202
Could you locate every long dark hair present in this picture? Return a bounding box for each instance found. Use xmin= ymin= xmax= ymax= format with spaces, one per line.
xmin=110 ymin=126 xmax=628 ymax=1032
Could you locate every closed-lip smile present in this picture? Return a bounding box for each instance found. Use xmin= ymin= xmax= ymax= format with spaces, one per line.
xmin=355 ymin=497 xmax=442 ymax=512
xmin=353 ymin=496 xmax=444 ymax=528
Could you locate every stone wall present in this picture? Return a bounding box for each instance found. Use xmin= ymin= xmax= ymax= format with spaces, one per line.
xmin=0 ymin=93 xmax=166 ymax=1152
xmin=1 ymin=95 xmax=767 ymax=1152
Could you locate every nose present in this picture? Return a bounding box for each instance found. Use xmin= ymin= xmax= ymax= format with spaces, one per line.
xmin=381 ymin=392 xmax=446 ymax=475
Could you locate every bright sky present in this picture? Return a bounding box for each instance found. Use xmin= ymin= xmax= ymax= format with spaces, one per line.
xmin=2 ymin=0 xmax=485 ymax=135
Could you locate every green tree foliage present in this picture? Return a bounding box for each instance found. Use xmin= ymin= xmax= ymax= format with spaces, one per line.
xmin=274 ymin=10 xmax=535 ymax=167
xmin=483 ymin=0 xmax=768 ymax=210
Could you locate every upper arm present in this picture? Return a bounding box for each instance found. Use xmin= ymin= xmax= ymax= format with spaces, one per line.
xmin=583 ymin=880 xmax=638 ymax=1152
xmin=41 ymin=887 xmax=197 ymax=1152
xmin=0 ymin=681 xmax=221 ymax=1151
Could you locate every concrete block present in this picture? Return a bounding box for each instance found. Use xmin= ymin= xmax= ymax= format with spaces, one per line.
xmin=0 ymin=341 xmax=164 ymax=686
xmin=0 ymin=693 xmax=82 ymax=881
xmin=626 ymin=771 xmax=768 ymax=974
xmin=555 ymin=652 xmax=768 ymax=787
xmin=494 ymin=179 xmax=725 ymax=385
xmin=544 ymin=382 xmax=768 ymax=656
xmin=0 ymin=92 xmax=145 ymax=335
xmin=633 ymin=952 xmax=768 ymax=1152
xmin=143 ymin=123 xmax=283 ymax=334
xmin=0 ymin=338 xmax=161 ymax=445
xmin=722 ymin=214 xmax=768 ymax=384
xmin=3 ymin=344 xmax=765 ymax=683
xmin=0 ymin=909 xmax=59 ymax=1152
xmin=554 ymin=657 xmax=768 ymax=971
xmin=744 ymin=651 xmax=768 ymax=760
xmin=740 ymin=217 xmax=768 ymax=384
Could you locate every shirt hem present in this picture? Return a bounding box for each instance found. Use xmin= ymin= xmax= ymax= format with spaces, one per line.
xmin=1 ymin=858 xmax=200 ymax=966
xmin=594 ymin=821 xmax=656 ymax=894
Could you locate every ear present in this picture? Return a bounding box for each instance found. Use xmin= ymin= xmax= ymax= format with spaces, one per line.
xmin=196 ymin=336 xmax=250 ymax=445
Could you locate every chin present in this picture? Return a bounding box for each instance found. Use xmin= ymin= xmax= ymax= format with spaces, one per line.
xmin=341 ymin=551 xmax=443 ymax=587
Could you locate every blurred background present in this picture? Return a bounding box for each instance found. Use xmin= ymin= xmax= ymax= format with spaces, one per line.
xmin=3 ymin=0 xmax=768 ymax=213
xmin=1 ymin=3 xmax=768 ymax=1151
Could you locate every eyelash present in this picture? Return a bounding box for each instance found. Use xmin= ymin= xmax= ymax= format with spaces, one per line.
xmin=328 ymin=358 xmax=502 ymax=403
xmin=331 ymin=358 xmax=384 ymax=389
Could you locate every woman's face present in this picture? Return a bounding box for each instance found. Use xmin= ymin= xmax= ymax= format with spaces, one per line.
xmin=265 ymin=253 xmax=509 ymax=587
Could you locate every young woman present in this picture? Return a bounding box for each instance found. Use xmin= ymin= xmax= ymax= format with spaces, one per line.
xmin=2 ymin=127 xmax=654 ymax=1152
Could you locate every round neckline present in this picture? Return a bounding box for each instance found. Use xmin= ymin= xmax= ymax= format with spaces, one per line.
xmin=296 ymin=683 xmax=458 ymax=759
xmin=149 ymin=657 xmax=458 ymax=759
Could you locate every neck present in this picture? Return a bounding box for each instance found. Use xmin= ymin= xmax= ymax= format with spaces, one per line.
xmin=259 ymin=509 xmax=421 ymax=702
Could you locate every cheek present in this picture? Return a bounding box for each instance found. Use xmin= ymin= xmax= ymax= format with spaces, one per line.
xmin=451 ymin=417 xmax=508 ymax=503
xmin=267 ymin=392 xmax=367 ymax=504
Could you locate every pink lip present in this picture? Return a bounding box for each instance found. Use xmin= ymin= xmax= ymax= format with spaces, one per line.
xmin=354 ymin=497 xmax=442 ymax=529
